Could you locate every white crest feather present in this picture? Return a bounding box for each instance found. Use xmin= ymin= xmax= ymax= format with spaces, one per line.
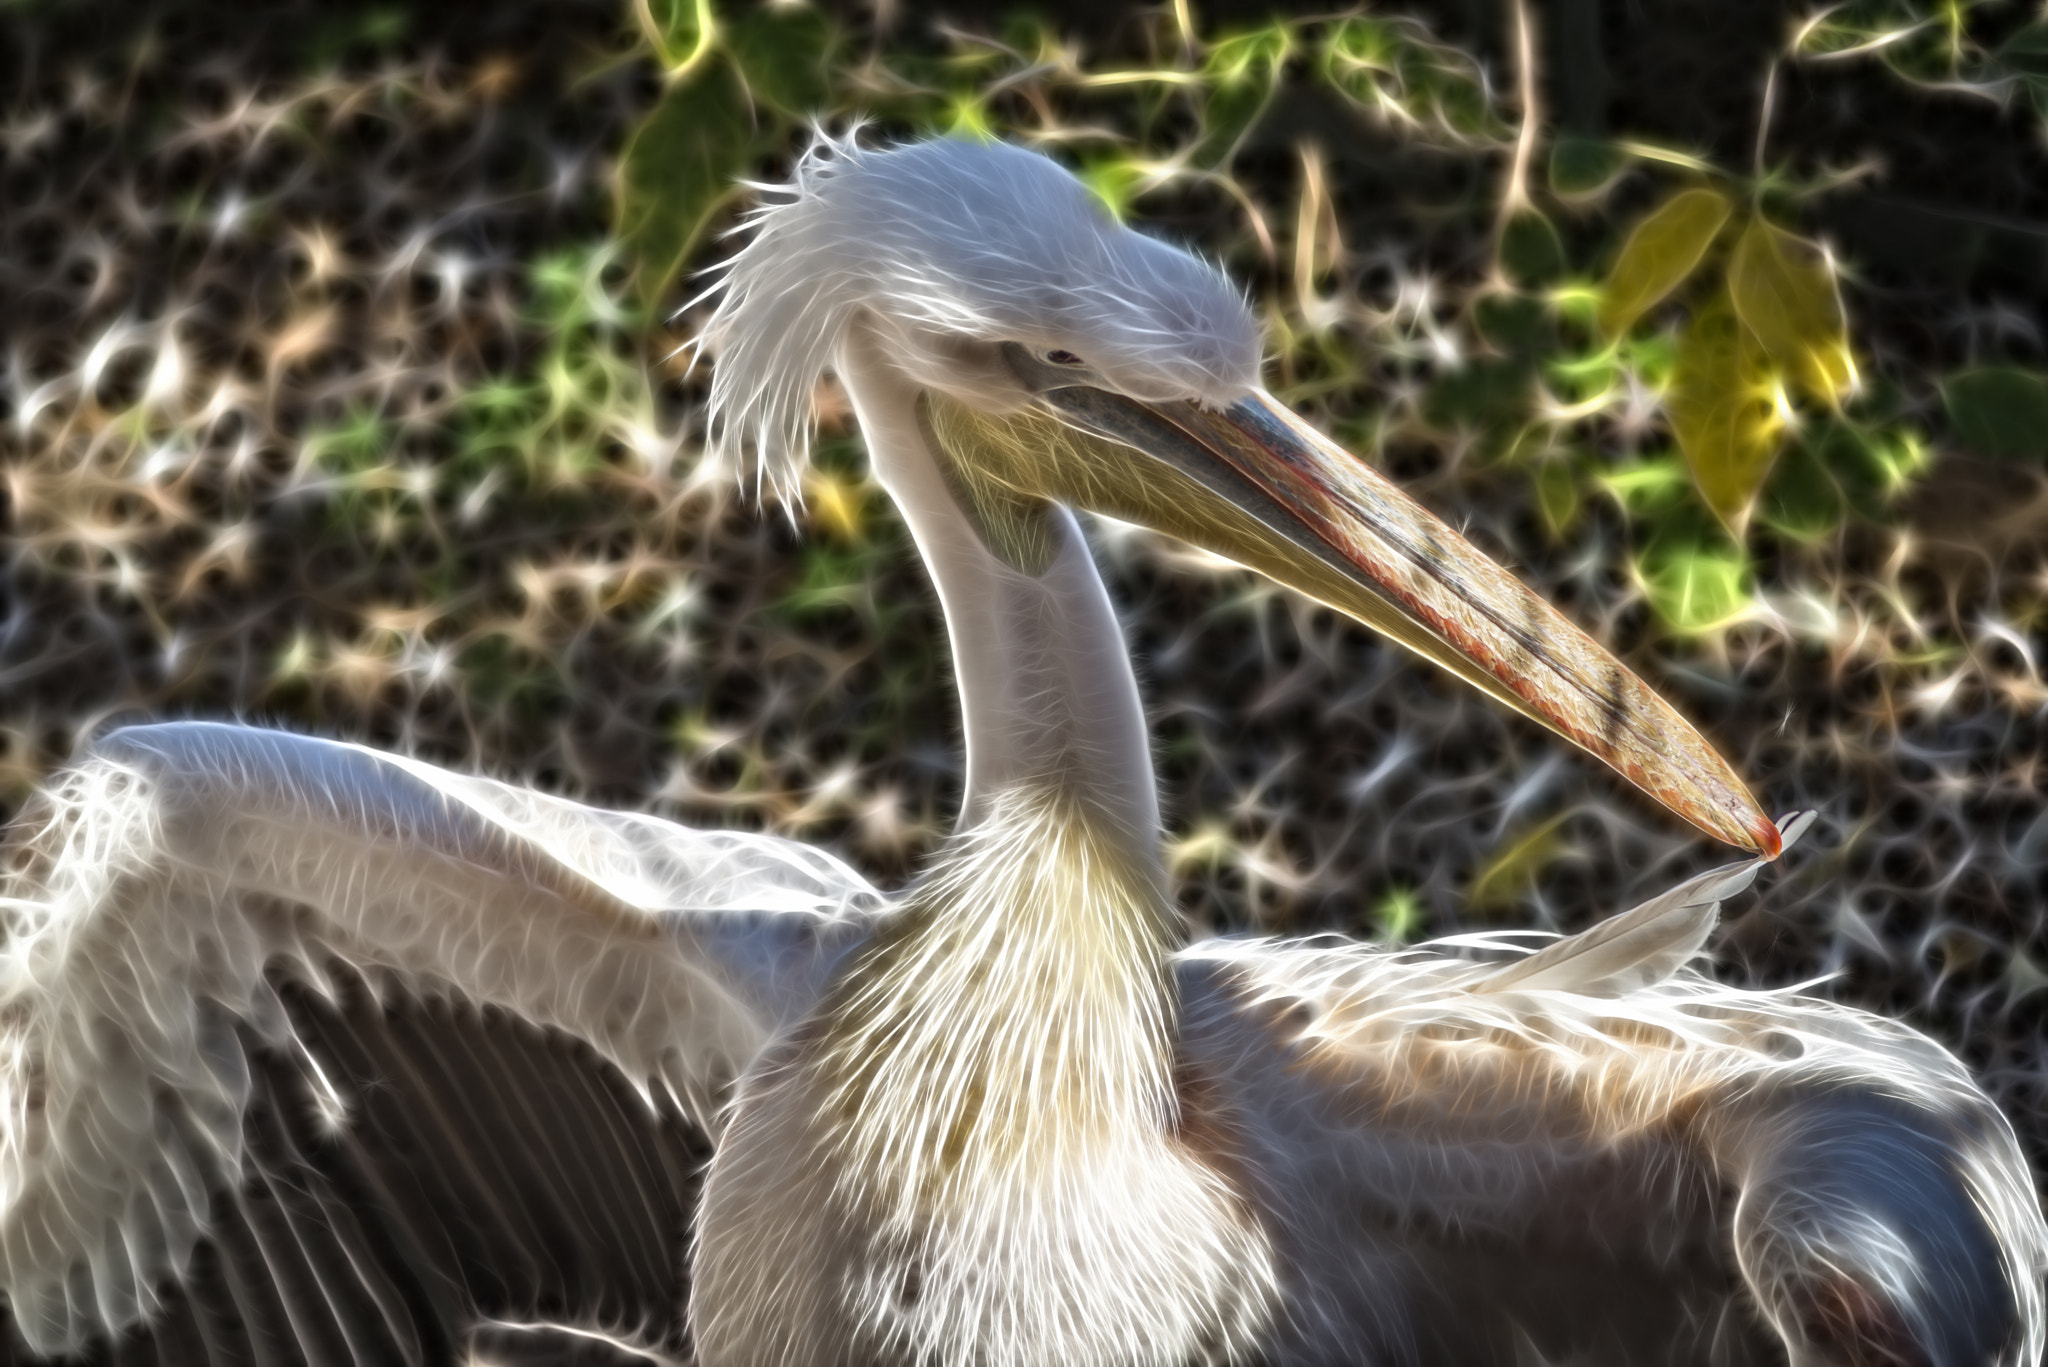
xmin=694 ymin=132 xmax=1261 ymax=498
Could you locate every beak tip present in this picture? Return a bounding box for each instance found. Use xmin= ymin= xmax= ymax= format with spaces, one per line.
xmin=1750 ymin=812 xmax=1784 ymax=861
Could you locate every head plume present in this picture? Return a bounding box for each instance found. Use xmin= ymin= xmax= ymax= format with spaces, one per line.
xmin=695 ymin=131 xmax=1261 ymax=496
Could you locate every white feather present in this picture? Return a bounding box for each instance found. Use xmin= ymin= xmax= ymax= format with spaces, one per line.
xmin=696 ymin=132 xmax=1259 ymax=496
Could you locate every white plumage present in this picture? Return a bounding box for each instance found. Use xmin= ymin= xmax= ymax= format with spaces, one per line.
xmin=0 ymin=134 xmax=2041 ymax=1367
xmin=701 ymin=133 xmax=1259 ymax=491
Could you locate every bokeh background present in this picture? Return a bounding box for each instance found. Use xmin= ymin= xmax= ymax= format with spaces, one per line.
xmin=3 ymin=0 xmax=2045 ymax=1192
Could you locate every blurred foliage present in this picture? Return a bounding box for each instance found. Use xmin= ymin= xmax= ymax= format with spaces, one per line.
xmin=608 ymin=0 xmax=1991 ymax=648
xmin=1794 ymin=0 xmax=2048 ymax=125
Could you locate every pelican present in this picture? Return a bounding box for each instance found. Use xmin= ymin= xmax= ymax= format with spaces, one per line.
xmin=0 ymin=134 xmax=2041 ymax=1367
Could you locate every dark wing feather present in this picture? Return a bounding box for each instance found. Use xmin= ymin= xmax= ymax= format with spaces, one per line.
xmin=0 ymin=962 xmax=711 ymax=1367
xmin=0 ymin=724 xmax=885 ymax=1356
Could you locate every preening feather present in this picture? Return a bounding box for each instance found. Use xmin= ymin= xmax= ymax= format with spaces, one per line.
xmin=1476 ymin=810 xmax=1818 ymax=998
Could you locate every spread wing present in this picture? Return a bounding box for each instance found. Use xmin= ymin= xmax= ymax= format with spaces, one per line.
xmin=1172 ymin=811 xmax=2044 ymax=1366
xmin=0 ymin=722 xmax=887 ymax=1359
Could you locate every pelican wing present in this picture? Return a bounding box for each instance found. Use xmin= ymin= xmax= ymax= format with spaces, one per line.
xmin=1171 ymin=809 xmax=2044 ymax=1366
xmin=0 ymin=722 xmax=885 ymax=1356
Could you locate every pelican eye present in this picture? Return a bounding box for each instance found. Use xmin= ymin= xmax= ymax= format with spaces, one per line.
xmin=1043 ymin=349 xmax=1086 ymax=366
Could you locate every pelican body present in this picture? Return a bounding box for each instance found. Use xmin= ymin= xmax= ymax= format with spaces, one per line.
xmin=0 ymin=135 xmax=2040 ymax=1367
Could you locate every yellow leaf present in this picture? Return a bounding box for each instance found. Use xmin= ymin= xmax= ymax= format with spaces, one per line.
xmin=1668 ymin=287 xmax=1785 ymax=536
xmin=1469 ymin=815 xmax=1567 ymax=914
xmin=803 ymin=469 xmax=866 ymax=543
xmin=635 ymin=0 xmax=716 ymax=73
xmin=1727 ymin=217 xmax=1857 ymax=406
xmin=1597 ymin=187 xmax=1732 ymax=337
xmin=1167 ymin=822 xmax=1237 ymax=876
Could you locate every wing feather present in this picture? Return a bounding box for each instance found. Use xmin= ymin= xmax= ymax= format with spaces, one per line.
xmin=1474 ymin=811 xmax=1811 ymax=999
xmin=0 ymin=722 xmax=883 ymax=1355
xmin=1 ymin=965 xmax=714 ymax=1365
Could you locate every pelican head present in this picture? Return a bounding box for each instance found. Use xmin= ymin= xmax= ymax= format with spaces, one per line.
xmin=703 ymin=133 xmax=1776 ymax=856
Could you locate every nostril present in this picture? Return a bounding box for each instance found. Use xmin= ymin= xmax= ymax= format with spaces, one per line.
xmin=1044 ymin=349 xmax=1085 ymax=366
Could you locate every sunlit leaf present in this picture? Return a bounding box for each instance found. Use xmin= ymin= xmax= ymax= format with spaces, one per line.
xmin=1499 ymin=210 xmax=1564 ymax=289
xmin=636 ymin=0 xmax=716 ymax=72
xmin=946 ymin=93 xmax=995 ymax=141
xmin=1077 ymin=154 xmax=1146 ymax=220
xmin=615 ymin=61 xmax=752 ymax=313
xmin=1942 ymin=366 xmax=2048 ymax=460
xmin=1548 ymin=135 xmax=1623 ymax=198
xmin=803 ymin=468 xmax=867 ymax=543
xmin=1546 ymin=346 xmax=1620 ymax=409
xmin=1597 ymin=187 xmax=1731 ymax=337
xmin=1194 ymin=25 xmax=1291 ymax=166
xmin=1320 ymin=14 xmax=1507 ymax=147
xmin=1168 ymin=822 xmax=1237 ymax=876
xmin=1793 ymin=7 xmax=1928 ymax=61
xmin=1634 ymin=535 xmax=1754 ymax=634
xmin=1669 ymin=287 xmax=1786 ymax=535
xmin=1727 ymin=216 xmax=1856 ymax=406
xmin=1372 ymin=885 xmax=1424 ymax=943
xmin=1852 ymin=428 xmax=1926 ymax=506
xmin=1470 ymin=815 xmax=1567 ymax=913
xmin=726 ymin=6 xmax=833 ymax=115
xmin=1597 ymin=455 xmax=1692 ymax=518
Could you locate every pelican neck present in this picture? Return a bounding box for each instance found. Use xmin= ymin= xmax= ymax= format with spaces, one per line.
xmin=834 ymin=339 xmax=1164 ymax=875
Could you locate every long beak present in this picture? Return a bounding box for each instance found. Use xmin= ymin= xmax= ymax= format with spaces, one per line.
xmin=952 ymin=348 xmax=1778 ymax=856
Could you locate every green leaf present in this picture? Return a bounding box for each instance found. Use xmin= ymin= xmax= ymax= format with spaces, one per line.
xmin=1079 ymin=155 xmax=1145 ymax=221
xmin=1756 ymin=437 xmax=1845 ymax=543
xmin=1799 ymin=414 xmax=1928 ymax=512
xmin=614 ymin=62 xmax=753 ymax=314
xmin=1942 ymin=366 xmax=2048 ymax=460
xmin=1727 ymin=216 xmax=1857 ymax=406
xmin=946 ymin=93 xmax=996 ymax=141
xmin=1597 ymin=188 xmax=1732 ymax=337
xmin=1320 ymin=15 xmax=1506 ymax=147
xmin=637 ymin=0 xmax=716 ymax=72
xmin=1597 ymin=455 xmax=1692 ymax=517
xmin=1635 ymin=535 xmax=1753 ymax=634
xmin=1668 ymin=287 xmax=1785 ymax=536
xmin=1371 ymin=885 xmax=1424 ymax=944
xmin=726 ymin=7 xmax=834 ymax=115
xmin=1499 ymin=210 xmax=1565 ymax=290
xmin=1473 ymin=293 xmax=1553 ymax=357
xmin=1548 ymin=136 xmax=1624 ymax=199
xmin=1194 ymin=26 xmax=1292 ymax=166
xmin=1422 ymin=356 xmax=1532 ymax=434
